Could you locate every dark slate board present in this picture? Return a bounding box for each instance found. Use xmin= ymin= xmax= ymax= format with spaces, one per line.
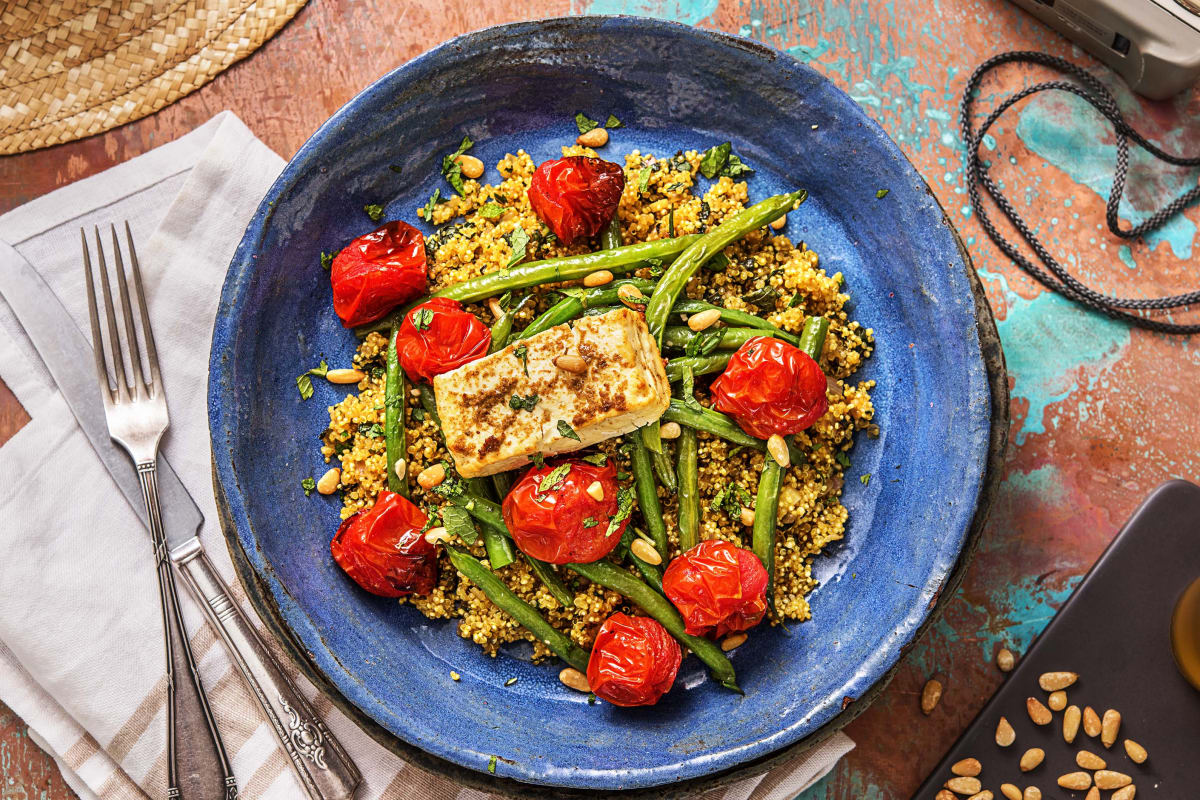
xmin=915 ymin=479 xmax=1200 ymax=798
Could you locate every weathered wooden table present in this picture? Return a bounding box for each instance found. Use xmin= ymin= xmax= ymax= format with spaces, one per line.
xmin=3 ymin=1 xmax=1198 ymax=797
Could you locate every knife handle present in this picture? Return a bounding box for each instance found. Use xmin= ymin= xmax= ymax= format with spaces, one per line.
xmin=171 ymin=540 xmax=362 ymax=800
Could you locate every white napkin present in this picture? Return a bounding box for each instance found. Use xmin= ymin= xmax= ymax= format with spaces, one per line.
xmin=0 ymin=111 xmax=853 ymax=800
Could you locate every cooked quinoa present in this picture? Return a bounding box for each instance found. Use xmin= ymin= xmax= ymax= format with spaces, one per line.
xmin=320 ymin=145 xmax=875 ymax=658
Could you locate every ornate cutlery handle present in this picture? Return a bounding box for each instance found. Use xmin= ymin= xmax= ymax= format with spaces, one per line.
xmin=171 ymin=539 xmax=361 ymax=800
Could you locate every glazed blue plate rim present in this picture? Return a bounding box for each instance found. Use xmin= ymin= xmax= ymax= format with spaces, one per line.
xmin=209 ymin=15 xmax=1009 ymax=796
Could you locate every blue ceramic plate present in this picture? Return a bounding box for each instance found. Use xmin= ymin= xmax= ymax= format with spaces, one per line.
xmin=210 ymin=16 xmax=1006 ymax=795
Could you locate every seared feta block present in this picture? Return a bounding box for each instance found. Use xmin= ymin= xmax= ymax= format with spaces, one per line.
xmin=433 ymin=308 xmax=671 ymax=478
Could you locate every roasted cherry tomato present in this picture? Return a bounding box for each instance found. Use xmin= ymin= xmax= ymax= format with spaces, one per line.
xmin=501 ymin=458 xmax=627 ymax=564
xmin=662 ymin=539 xmax=768 ymax=638
xmin=330 ymin=491 xmax=437 ymax=597
xmin=709 ymin=336 xmax=829 ymax=440
xmin=587 ymin=612 xmax=682 ymax=707
xmin=330 ymin=220 xmax=428 ymax=328
xmin=395 ymin=297 xmax=490 ymax=384
xmin=527 ymin=156 xmax=625 ymax=244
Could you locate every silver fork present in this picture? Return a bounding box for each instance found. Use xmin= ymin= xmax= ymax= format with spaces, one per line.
xmin=83 ymin=224 xmax=238 ymax=799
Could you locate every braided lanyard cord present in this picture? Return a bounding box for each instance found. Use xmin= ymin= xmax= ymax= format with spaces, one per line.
xmin=961 ymin=51 xmax=1200 ymax=335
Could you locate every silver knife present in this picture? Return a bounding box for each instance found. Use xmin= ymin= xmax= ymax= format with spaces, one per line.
xmin=0 ymin=240 xmax=361 ymax=800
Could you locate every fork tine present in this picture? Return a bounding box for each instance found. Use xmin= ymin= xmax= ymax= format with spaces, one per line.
xmin=109 ymin=223 xmax=146 ymax=398
xmin=123 ymin=221 xmax=161 ymax=390
xmin=81 ymin=229 xmax=113 ymax=403
xmin=94 ymin=226 xmax=132 ymax=402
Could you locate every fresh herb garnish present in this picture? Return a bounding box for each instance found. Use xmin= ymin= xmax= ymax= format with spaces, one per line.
xmin=301 ymin=477 xmax=316 ymax=496
xmin=680 ymin=364 xmax=703 ymax=412
xmin=723 ymin=153 xmax=754 ymax=178
xmin=421 ymin=189 xmax=442 ymax=221
xmin=506 ymin=226 xmax=530 ymax=268
xmin=875 ymin=188 xmax=890 ymax=199
xmin=320 ymin=251 xmax=336 ymax=270
xmin=513 ymin=344 xmax=529 ymax=376
xmin=479 ymin=202 xmax=505 ymax=218
xmin=646 ymin=257 xmax=665 ymax=277
xmin=411 ymin=308 xmax=434 ymax=330
xmin=412 ymin=407 xmax=426 ymax=422
xmin=529 ymin=452 xmax=546 ymax=469
xmin=441 ymin=504 xmax=476 ymax=543
xmin=587 ymin=693 xmax=597 ymax=705
xmin=709 ymin=483 xmax=754 ymax=516
xmin=557 ymin=420 xmax=581 ymax=441
xmin=295 ymin=359 xmax=329 ymax=400
xmin=431 ymin=470 xmax=465 ymax=498
xmin=574 ymin=112 xmax=600 ymax=134
xmin=616 ymin=470 xmax=630 ymax=481
xmin=699 ymin=142 xmax=754 ymax=179
xmin=860 ymin=473 xmax=871 ymax=485
xmin=788 ymin=291 xmax=804 ymax=308
xmin=582 ymin=453 xmax=608 ymax=467
xmin=504 ymin=677 xmax=518 ymax=687
xmin=488 ymin=756 xmax=497 ymax=774
xmin=835 ymin=450 xmax=851 ymax=468
xmin=637 ymin=165 xmax=653 ymax=194
xmin=605 ymin=114 xmax=622 ymax=128
xmin=605 ymin=487 xmax=635 ymax=537
xmin=441 ymin=135 xmax=474 ymax=195
xmin=539 ymin=464 xmax=571 ymax=494
xmin=741 ymin=285 xmax=781 ymax=308
xmin=684 ymin=330 xmax=722 ymax=358
xmin=583 ymin=517 xmax=599 ymax=528
xmin=509 ymin=392 xmax=539 ymax=412
xmin=364 ymin=203 xmax=384 ymax=222
xmin=358 ymin=422 xmax=384 ymax=438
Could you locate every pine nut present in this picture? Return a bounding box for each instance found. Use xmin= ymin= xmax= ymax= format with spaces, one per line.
xmin=1020 ymin=747 xmax=1044 ymax=771
xmin=920 ymin=679 xmax=942 ymax=715
xmin=1076 ymin=750 xmax=1106 ymax=770
xmin=326 ymin=368 xmax=365 ymax=384
xmin=1123 ymin=739 xmax=1147 ymax=763
xmin=455 ymin=154 xmax=484 ymax=179
xmin=631 ymin=538 xmax=662 ymax=565
xmin=1101 ymin=709 xmax=1120 ymax=748
xmin=996 ymin=716 xmax=1015 ymax=747
xmin=488 ymin=297 xmax=505 ymax=319
xmin=967 ymin=793 xmax=992 ymax=800
xmin=945 ymin=777 xmax=981 ymax=795
xmin=394 ymin=459 xmax=407 ymax=480
xmin=936 ymin=792 xmax=957 ymax=800
xmin=1047 ymin=690 xmax=1067 ymax=711
xmin=997 ymin=647 xmax=1015 ymax=672
xmin=583 ymin=270 xmax=614 ymax=287
xmin=659 ymin=421 xmax=682 ymax=439
xmin=1057 ymin=772 xmax=1092 ymax=791
xmin=739 ymin=507 xmax=756 ymax=527
xmin=1084 ymin=788 xmax=1099 ymax=800
xmin=770 ymin=214 xmax=787 ymax=230
xmin=767 ymin=434 xmax=790 ymax=468
xmin=417 ymin=463 xmax=446 ymax=489
xmin=554 ymin=354 xmax=588 ymax=374
xmin=316 ymin=468 xmax=340 ymax=495
xmin=1022 ymin=788 xmax=1041 ymax=800
xmin=1094 ymin=771 xmax=1131 ymax=790
xmin=617 ymin=283 xmax=646 ymax=309
xmin=1026 ymin=696 xmax=1052 ymax=726
xmin=720 ymin=632 xmax=747 ymax=651
xmin=558 ymin=667 xmax=590 ymax=693
xmin=951 ymin=758 xmax=982 ymax=777
xmin=1082 ymin=706 xmax=1101 ymax=737
xmin=1038 ymin=671 xmax=1078 ymax=691
xmin=424 ymin=526 xmax=450 ymax=545
xmin=1111 ymin=786 xmax=1136 ymax=800
xmin=586 ymin=481 xmax=604 ymax=501
xmin=1000 ymin=785 xmax=1021 ymax=800
xmin=576 ymin=127 xmax=609 ymax=147
xmin=1063 ymin=705 xmax=1081 ymax=743
xmin=687 ymin=308 xmax=722 ymax=331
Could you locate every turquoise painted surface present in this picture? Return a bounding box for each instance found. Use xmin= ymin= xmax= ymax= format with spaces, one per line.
xmin=580 ymin=0 xmax=718 ymax=24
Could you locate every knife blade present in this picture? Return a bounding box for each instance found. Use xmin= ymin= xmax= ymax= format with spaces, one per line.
xmin=0 ymin=240 xmax=203 ymax=543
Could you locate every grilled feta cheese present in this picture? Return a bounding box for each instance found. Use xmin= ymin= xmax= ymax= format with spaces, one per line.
xmin=433 ymin=308 xmax=671 ymax=478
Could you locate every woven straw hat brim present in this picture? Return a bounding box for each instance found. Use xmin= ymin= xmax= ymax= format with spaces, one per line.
xmin=1 ymin=0 xmax=307 ymax=155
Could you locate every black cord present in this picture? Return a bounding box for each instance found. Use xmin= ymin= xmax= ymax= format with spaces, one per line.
xmin=960 ymin=51 xmax=1200 ymax=335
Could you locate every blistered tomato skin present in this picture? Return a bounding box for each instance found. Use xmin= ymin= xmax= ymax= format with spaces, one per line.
xmin=709 ymin=336 xmax=829 ymax=440
xmin=501 ymin=459 xmax=626 ymax=564
xmin=330 ymin=491 xmax=437 ymax=597
xmin=527 ymin=156 xmax=625 ymax=244
xmin=395 ymin=297 xmax=491 ymax=384
xmin=586 ymin=612 xmax=682 ymax=707
xmin=662 ymin=539 xmax=768 ymax=638
xmin=330 ymin=220 xmax=427 ymax=328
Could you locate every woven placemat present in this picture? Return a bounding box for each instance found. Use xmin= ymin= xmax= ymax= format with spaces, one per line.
xmin=0 ymin=0 xmax=307 ymax=155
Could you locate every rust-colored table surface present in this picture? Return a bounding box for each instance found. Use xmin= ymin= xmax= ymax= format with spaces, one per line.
xmin=2 ymin=1 xmax=1198 ymax=798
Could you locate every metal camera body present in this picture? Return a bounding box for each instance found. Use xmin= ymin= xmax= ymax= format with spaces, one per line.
xmin=1009 ymin=0 xmax=1200 ymax=99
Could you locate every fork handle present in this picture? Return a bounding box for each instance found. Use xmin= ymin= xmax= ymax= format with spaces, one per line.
xmin=137 ymin=462 xmax=239 ymax=800
xmin=171 ymin=539 xmax=362 ymax=800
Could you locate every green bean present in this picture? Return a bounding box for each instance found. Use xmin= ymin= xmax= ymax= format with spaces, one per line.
xmin=599 ymin=216 xmax=622 ymax=251
xmin=490 ymin=470 xmax=514 ymax=501
xmin=798 ymin=315 xmax=831 ymax=362
xmin=629 ymin=433 xmax=668 ymax=555
xmin=516 ymin=279 xmax=657 ymax=340
xmin=448 ymin=491 xmax=505 ymax=529
xmin=417 ymin=383 xmax=440 ymax=426
xmin=641 ymin=420 xmax=663 ymax=454
xmin=384 ymin=322 xmax=407 ymax=496
xmin=676 ymin=427 xmax=699 ymax=551
xmin=630 ymin=553 xmax=664 ymax=593
xmin=645 ymin=192 xmax=805 ymax=344
xmin=576 ymin=278 xmax=657 ymax=309
xmin=751 ymin=459 xmax=784 ymax=613
xmin=661 ymin=400 xmax=806 ymax=463
xmin=446 ymin=546 xmax=589 ymax=672
xmin=432 ymin=236 xmax=700 ymax=304
xmin=481 ymin=524 xmax=516 ymax=569
xmin=517 ymin=295 xmax=582 ymax=340
xmin=662 ymin=326 xmax=781 ymax=352
xmin=488 ymin=294 xmax=535 ymax=352
xmin=566 ymin=560 xmax=739 ymax=693
xmin=523 ymin=556 xmax=576 ymax=609
xmin=673 ymin=300 xmax=800 ymax=346
xmin=651 ymin=447 xmax=677 ymax=493
xmin=665 ymin=353 xmax=732 ymax=382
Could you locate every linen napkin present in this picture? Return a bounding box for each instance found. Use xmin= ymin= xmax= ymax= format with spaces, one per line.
xmin=0 ymin=111 xmax=853 ymax=800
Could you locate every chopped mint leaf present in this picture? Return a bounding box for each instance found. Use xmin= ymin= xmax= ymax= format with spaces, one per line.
xmin=637 ymin=165 xmax=652 ymax=193
xmin=582 ymin=453 xmax=608 ymax=467
xmin=504 ymin=677 xmax=518 ymax=687
xmin=860 ymin=473 xmax=871 ymax=485
xmin=320 ymin=251 xmax=336 ymax=270
xmin=364 ymin=203 xmax=384 ymax=222
xmin=487 ymin=756 xmax=497 ymax=774
xmin=605 ymin=114 xmax=622 ymax=128
xmin=529 ymin=452 xmax=546 ymax=469
xmin=509 ymin=392 xmax=539 ymax=412
xmin=788 ymin=291 xmax=804 ymax=308
xmin=709 ymin=483 xmax=753 ymax=516
xmin=699 ymin=142 xmax=754 ymax=179
xmin=440 ymin=504 xmax=476 ymax=544
xmin=421 ymin=189 xmax=442 ymax=221
xmin=539 ymin=463 xmax=571 ymax=494
xmin=583 ymin=517 xmax=599 ymax=528
xmin=358 ymin=422 xmax=384 ymax=438
xmin=875 ymin=188 xmax=890 ymax=199
xmin=411 ymin=308 xmax=434 ymax=330
xmin=684 ymin=329 xmax=722 ymax=358
xmin=557 ymin=420 xmax=580 ymax=441
xmin=296 ymin=359 xmax=329 ymax=400
xmin=574 ymin=112 xmax=600 ymax=134
xmin=506 ymin=226 xmax=530 ymax=268
xmin=605 ymin=487 xmax=634 ymax=537
xmin=479 ymin=202 xmax=505 ymax=218
xmin=741 ymin=285 xmax=780 ymax=308
xmin=513 ymin=344 xmax=529 ymax=376
xmin=835 ymin=450 xmax=851 ymax=468
xmin=301 ymin=477 xmax=316 ymax=496
xmin=441 ymin=135 xmax=474 ymax=195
